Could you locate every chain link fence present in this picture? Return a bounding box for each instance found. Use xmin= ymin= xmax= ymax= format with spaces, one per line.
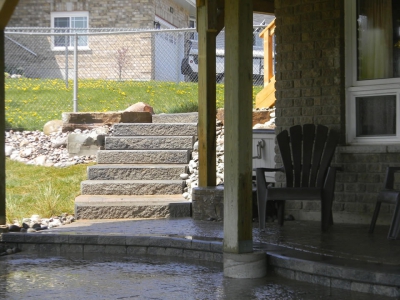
xmin=4 ymin=27 xmax=265 ymax=130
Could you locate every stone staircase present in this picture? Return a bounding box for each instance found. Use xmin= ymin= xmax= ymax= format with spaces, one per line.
xmin=74 ymin=122 xmax=197 ymax=220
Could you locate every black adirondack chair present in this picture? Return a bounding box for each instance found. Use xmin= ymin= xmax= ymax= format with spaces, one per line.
xmin=369 ymin=167 xmax=400 ymax=239
xmin=255 ymin=124 xmax=340 ymax=231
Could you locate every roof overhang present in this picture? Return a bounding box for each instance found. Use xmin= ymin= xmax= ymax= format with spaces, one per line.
xmin=173 ymin=0 xmax=196 ymax=19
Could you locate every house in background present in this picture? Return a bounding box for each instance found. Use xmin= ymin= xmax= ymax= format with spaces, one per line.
xmin=5 ymin=0 xmax=197 ymax=81
xmin=7 ymin=0 xmax=196 ymax=29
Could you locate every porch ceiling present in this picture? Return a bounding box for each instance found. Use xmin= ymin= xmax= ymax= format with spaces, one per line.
xmin=0 ymin=0 xmax=19 ymax=29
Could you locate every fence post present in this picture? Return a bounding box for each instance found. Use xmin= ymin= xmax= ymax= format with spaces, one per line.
xmin=176 ymin=32 xmax=183 ymax=83
xmin=65 ymin=35 xmax=68 ymax=88
xmin=73 ymin=33 xmax=78 ymax=112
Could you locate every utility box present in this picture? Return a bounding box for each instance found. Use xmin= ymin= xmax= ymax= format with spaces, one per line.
xmin=252 ymin=129 xmax=276 ymax=183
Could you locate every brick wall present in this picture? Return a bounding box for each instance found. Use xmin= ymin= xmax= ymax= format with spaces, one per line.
xmin=6 ymin=0 xmax=189 ymax=81
xmin=273 ymin=0 xmax=394 ymax=225
xmin=274 ymin=0 xmax=344 ymax=134
xmin=8 ymin=0 xmax=189 ymax=29
xmin=155 ymin=0 xmax=189 ymax=28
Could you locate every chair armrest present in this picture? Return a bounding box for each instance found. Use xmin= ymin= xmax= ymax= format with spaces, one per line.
xmin=322 ymin=166 xmax=341 ymax=192
xmin=384 ymin=167 xmax=400 ymax=189
xmin=330 ymin=166 xmax=343 ymax=172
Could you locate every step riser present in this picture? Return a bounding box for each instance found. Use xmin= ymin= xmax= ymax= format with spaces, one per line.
xmin=81 ymin=182 xmax=185 ymax=195
xmin=87 ymin=166 xmax=188 ymax=180
xmin=97 ymin=150 xmax=191 ymax=164
xmin=105 ymin=136 xmax=194 ymax=150
xmin=113 ymin=123 xmax=198 ymax=136
xmin=75 ymin=203 xmax=191 ymax=219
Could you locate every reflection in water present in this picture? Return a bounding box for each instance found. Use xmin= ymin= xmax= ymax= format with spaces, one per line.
xmin=0 ymin=253 xmax=388 ymax=300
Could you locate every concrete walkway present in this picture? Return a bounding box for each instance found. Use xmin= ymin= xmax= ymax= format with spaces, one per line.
xmin=1 ymin=218 xmax=400 ymax=298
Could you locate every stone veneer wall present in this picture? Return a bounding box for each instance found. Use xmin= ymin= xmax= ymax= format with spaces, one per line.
xmin=274 ymin=0 xmax=394 ymax=225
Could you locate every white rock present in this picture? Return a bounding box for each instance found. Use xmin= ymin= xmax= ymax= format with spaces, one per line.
xmin=5 ymin=145 xmax=13 ymax=156
xmin=33 ymin=155 xmax=48 ymax=166
xmin=180 ymin=173 xmax=189 ymax=180
xmin=20 ymin=148 xmax=32 ymax=158
xmin=19 ymin=139 xmax=29 ymax=147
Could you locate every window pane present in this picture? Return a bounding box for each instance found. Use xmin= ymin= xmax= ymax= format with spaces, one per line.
xmin=54 ymin=17 xmax=70 ymax=47
xmin=71 ymin=17 xmax=87 ymax=29
xmin=357 ymin=0 xmax=400 ymax=80
xmin=356 ymin=95 xmax=396 ymax=136
xmin=70 ymin=17 xmax=88 ymax=47
xmin=54 ymin=17 xmax=69 ymax=28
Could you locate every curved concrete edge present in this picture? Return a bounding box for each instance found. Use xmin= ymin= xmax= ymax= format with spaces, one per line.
xmin=268 ymin=253 xmax=400 ymax=298
xmin=2 ymin=232 xmax=399 ymax=297
xmin=0 ymin=233 xmax=223 ymax=263
xmin=223 ymin=251 xmax=267 ymax=279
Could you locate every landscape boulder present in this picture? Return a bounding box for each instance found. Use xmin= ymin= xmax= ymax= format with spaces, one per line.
xmin=43 ymin=120 xmax=63 ymax=135
xmin=124 ymin=102 xmax=154 ymax=115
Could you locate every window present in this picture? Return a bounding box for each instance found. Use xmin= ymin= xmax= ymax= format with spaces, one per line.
xmin=346 ymin=0 xmax=400 ymax=143
xmin=189 ymin=18 xmax=198 ymax=41
xmin=51 ymin=12 xmax=89 ymax=49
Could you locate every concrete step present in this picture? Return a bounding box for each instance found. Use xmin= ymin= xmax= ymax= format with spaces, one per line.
xmin=113 ymin=123 xmax=198 ymax=136
xmin=152 ymin=112 xmax=198 ymax=124
xmin=87 ymin=164 xmax=188 ymax=180
xmin=97 ymin=150 xmax=191 ymax=164
xmin=75 ymin=194 xmax=191 ymax=219
xmin=81 ymin=180 xmax=185 ymax=195
xmin=105 ymin=136 xmax=195 ymax=150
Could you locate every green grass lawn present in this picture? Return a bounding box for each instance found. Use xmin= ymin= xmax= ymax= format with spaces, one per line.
xmin=5 ymin=159 xmax=91 ymax=224
xmin=5 ymin=77 xmax=262 ymax=131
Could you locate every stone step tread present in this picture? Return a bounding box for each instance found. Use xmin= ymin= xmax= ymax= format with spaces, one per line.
xmin=113 ymin=123 xmax=198 ymax=136
xmin=81 ymin=180 xmax=185 ymax=195
xmin=98 ymin=150 xmax=190 ymax=153
xmin=75 ymin=194 xmax=189 ymax=206
xmin=105 ymin=136 xmax=194 ymax=150
xmin=97 ymin=150 xmax=191 ymax=164
xmin=87 ymin=164 xmax=188 ymax=181
xmin=82 ymin=179 xmax=185 ymax=184
xmin=75 ymin=194 xmax=191 ymax=219
xmin=88 ymin=164 xmax=189 ymax=169
xmin=106 ymin=136 xmax=195 ymax=139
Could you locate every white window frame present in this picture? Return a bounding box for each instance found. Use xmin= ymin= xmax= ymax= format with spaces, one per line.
xmin=345 ymin=0 xmax=400 ymax=144
xmin=51 ymin=11 xmax=89 ymax=51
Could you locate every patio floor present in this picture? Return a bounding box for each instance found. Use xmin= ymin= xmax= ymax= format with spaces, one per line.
xmin=1 ymin=218 xmax=400 ymax=298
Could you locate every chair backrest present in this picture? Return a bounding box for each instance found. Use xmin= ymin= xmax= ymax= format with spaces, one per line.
xmin=276 ymin=124 xmax=339 ymax=188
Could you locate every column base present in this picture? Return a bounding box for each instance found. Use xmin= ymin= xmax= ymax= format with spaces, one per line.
xmin=223 ymin=251 xmax=267 ymax=278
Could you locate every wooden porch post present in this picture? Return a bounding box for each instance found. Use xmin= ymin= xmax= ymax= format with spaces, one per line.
xmin=0 ymin=29 xmax=5 ymax=225
xmin=197 ymin=0 xmax=217 ymax=187
xmin=0 ymin=0 xmax=19 ymax=225
xmin=223 ymin=0 xmax=254 ymax=254
xmin=222 ymin=0 xmax=266 ymax=278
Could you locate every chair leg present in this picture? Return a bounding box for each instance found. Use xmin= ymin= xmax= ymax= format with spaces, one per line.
xmin=256 ymin=169 xmax=268 ymax=231
xmin=388 ymin=199 xmax=400 ymax=239
xmin=321 ymin=193 xmax=334 ymax=232
xmin=277 ymin=201 xmax=285 ymax=226
xmin=321 ymin=200 xmax=330 ymax=232
xmin=369 ymin=201 xmax=382 ymax=234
